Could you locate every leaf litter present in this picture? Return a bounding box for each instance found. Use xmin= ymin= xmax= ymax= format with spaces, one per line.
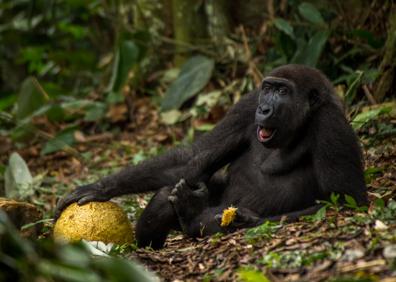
xmin=0 ymin=97 xmax=395 ymax=281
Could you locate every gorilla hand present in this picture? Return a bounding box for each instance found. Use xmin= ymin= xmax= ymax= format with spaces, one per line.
xmin=54 ymin=182 xmax=111 ymax=219
xmin=215 ymin=207 xmax=261 ymax=231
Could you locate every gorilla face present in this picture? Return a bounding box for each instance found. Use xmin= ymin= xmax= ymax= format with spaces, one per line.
xmin=255 ymin=76 xmax=307 ymax=148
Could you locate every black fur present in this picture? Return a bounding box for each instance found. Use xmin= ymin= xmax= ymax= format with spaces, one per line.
xmin=55 ymin=65 xmax=367 ymax=249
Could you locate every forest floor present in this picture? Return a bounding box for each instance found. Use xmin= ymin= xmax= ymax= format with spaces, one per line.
xmin=1 ymin=98 xmax=395 ymax=282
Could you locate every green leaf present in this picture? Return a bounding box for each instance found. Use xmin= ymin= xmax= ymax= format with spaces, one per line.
xmin=330 ymin=192 xmax=340 ymax=206
xmin=4 ymin=152 xmax=34 ymax=199
xmin=344 ymin=195 xmax=357 ymax=208
xmin=314 ymin=206 xmax=327 ymax=221
xmin=195 ymin=124 xmax=215 ymax=131
xmin=84 ymin=102 xmax=107 ymax=122
xmin=364 ymin=166 xmax=383 ymax=183
xmin=16 ymin=77 xmax=48 ymax=121
xmin=344 ymin=70 xmax=364 ymax=104
xmin=0 ymin=94 xmax=16 ymax=111
xmin=298 ymin=2 xmax=325 ymax=25
xmin=41 ymin=127 xmax=76 ymax=155
xmin=303 ymin=206 xmax=327 ymax=222
xmin=161 ymin=55 xmax=214 ymax=111
xmin=374 ymin=198 xmax=385 ymax=209
xmin=238 ymin=268 xmax=270 ymax=282
xmin=273 ymin=18 xmax=294 ymax=39
xmin=351 ymin=105 xmax=392 ymax=130
xmin=37 ymin=260 xmax=101 ymax=282
xmin=94 ymin=257 xmax=158 ymax=282
xmin=291 ymin=31 xmax=329 ymax=67
xmin=107 ymin=40 xmax=140 ymax=98
xmin=160 ymin=110 xmax=182 ymax=125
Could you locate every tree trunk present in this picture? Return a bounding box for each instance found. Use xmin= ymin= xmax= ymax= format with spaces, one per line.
xmin=171 ymin=0 xmax=208 ymax=66
xmin=375 ymin=4 xmax=396 ymax=101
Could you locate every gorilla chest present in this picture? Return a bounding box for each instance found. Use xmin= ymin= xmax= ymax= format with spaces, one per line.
xmin=224 ymin=148 xmax=319 ymax=214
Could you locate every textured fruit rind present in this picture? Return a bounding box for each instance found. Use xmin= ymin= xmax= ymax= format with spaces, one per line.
xmin=220 ymin=207 xmax=238 ymax=227
xmin=54 ymin=202 xmax=134 ymax=245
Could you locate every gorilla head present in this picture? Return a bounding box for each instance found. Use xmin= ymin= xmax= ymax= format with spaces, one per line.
xmin=255 ymin=64 xmax=338 ymax=148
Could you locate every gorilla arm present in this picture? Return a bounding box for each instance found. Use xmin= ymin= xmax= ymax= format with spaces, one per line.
xmin=55 ymin=92 xmax=258 ymax=218
xmin=312 ymin=103 xmax=368 ymax=205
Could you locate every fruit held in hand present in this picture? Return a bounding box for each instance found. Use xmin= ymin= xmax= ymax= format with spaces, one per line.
xmin=54 ymin=202 xmax=134 ymax=244
xmin=220 ymin=207 xmax=238 ymax=227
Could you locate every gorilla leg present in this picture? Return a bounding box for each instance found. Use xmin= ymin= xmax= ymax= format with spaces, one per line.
xmin=135 ymin=186 xmax=179 ymax=249
xmin=168 ymin=179 xmax=209 ymax=235
xmin=169 ymin=179 xmax=230 ymax=237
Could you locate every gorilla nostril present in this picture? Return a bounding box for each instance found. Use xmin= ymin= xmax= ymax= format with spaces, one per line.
xmin=259 ymin=105 xmax=273 ymax=117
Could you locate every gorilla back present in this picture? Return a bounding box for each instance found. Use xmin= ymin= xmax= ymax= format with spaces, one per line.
xmin=56 ymin=64 xmax=368 ymax=249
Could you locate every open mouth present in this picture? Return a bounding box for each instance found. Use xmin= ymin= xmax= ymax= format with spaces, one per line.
xmin=257 ymin=126 xmax=276 ymax=143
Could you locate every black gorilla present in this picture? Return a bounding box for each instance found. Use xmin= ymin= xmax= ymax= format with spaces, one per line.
xmin=56 ymin=65 xmax=368 ymax=249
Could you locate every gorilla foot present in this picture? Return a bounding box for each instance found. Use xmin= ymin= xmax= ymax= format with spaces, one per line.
xmin=168 ymin=179 xmax=208 ymax=233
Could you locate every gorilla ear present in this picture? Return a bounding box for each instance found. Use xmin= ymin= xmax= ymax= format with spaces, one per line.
xmin=308 ymin=89 xmax=322 ymax=110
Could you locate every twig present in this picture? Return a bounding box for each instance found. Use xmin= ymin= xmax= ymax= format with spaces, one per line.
xmin=362 ymin=84 xmax=377 ymax=105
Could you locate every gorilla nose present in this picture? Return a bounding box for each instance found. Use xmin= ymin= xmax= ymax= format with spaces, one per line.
xmin=258 ymin=105 xmax=273 ymax=118
xmin=255 ymin=105 xmax=273 ymax=125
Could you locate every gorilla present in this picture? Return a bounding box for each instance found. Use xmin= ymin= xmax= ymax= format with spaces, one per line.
xmin=55 ymin=64 xmax=368 ymax=249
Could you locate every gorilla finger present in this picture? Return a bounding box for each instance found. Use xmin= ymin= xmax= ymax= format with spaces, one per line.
xmin=54 ymin=195 xmax=78 ymax=219
xmin=77 ymin=194 xmax=108 ymax=205
xmin=175 ymin=179 xmax=186 ymax=189
xmin=194 ymin=184 xmax=208 ymax=196
xmin=196 ymin=182 xmax=207 ymax=190
xmin=168 ymin=195 xmax=178 ymax=203
xmin=214 ymin=214 xmax=222 ymax=224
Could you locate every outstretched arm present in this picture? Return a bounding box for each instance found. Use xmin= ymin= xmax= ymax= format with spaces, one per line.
xmin=55 ymin=91 xmax=258 ymax=217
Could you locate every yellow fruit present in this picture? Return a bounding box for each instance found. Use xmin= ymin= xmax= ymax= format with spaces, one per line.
xmin=54 ymin=202 xmax=134 ymax=245
xmin=220 ymin=207 xmax=238 ymax=227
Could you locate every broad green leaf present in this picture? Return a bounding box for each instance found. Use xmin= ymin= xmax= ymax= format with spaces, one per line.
xmin=16 ymin=77 xmax=48 ymax=120
xmin=292 ymin=31 xmax=329 ymax=67
xmin=161 ymin=55 xmax=214 ymax=111
xmin=94 ymin=257 xmax=158 ymax=282
xmin=352 ymin=105 xmax=392 ymax=130
xmin=298 ymin=2 xmax=325 ymax=25
xmin=4 ymin=152 xmax=34 ymax=199
xmin=107 ymin=40 xmax=139 ymax=98
xmin=37 ymin=260 xmax=101 ymax=282
xmin=41 ymin=128 xmax=76 ymax=155
xmin=273 ymin=18 xmax=294 ymax=39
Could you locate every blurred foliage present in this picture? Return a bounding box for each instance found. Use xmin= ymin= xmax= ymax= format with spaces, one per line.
xmin=0 ymin=210 xmax=157 ymax=282
xmin=0 ymin=0 xmax=394 ymax=150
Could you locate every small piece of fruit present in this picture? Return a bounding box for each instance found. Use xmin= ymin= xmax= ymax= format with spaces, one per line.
xmin=220 ymin=207 xmax=238 ymax=227
xmin=54 ymin=202 xmax=134 ymax=245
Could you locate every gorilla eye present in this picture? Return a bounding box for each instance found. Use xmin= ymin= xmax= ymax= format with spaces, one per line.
xmin=262 ymin=85 xmax=271 ymax=94
xmin=279 ymin=87 xmax=288 ymax=95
